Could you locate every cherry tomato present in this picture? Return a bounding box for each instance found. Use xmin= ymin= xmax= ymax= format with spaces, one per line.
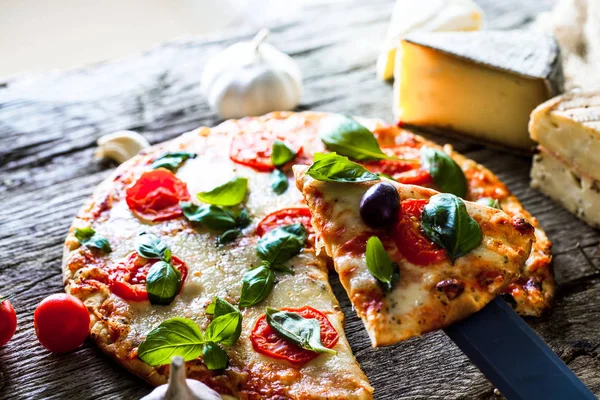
xmin=394 ymin=199 xmax=448 ymax=265
xmin=229 ymin=132 xmax=304 ymax=172
xmin=256 ymin=208 xmax=315 ymax=246
xmin=251 ymin=306 xmax=339 ymax=365
xmin=108 ymin=253 xmax=188 ymax=302
xmin=34 ymin=294 xmax=90 ymax=353
xmin=125 ymin=168 xmax=190 ymax=222
xmin=0 ymin=299 xmax=17 ymax=347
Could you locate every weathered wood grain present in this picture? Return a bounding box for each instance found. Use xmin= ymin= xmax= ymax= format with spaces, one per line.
xmin=2 ymin=0 xmax=599 ymax=399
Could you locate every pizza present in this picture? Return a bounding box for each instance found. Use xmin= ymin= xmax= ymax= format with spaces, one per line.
xmin=294 ymin=161 xmax=535 ymax=345
xmin=62 ymin=111 xmax=553 ymax=397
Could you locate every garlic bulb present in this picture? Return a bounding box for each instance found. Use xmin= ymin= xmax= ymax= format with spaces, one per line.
xmin=141 ymin=356 xmax=222 ymax=400
xmin=201 ymin=29 xmax=302 ymax=119
xmin=95 ymin=130 xmax=150 ymax=164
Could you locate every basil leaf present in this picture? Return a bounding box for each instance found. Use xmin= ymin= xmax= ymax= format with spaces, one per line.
xmin=365 ymin=236 xmax=398 ymax=292
xmin=136 ymin=233 xmax=171 ymax=263
xmin=138 ymin=317 xmax=204 ymax=366
xmin=196 ymin=177 xmax=248 ymax=207
xmin=236 ymin=208 xmax=251 ymax=229
xmin=151 ymin=151 xmax=196 ymax=171
xmin=306 ymin=153 xmax=380 ymax=183
xmin=270 ymin=169 xmax=289 ymax=195
xmin=74 ymin=227 xmax=112 ymax=253
xmin=476 ymin=197 xmax=502 ymax=210
xmin=205 ymin=312 xmax=242 ymax=346
xmin=202 ymin=342 xmax=228 ymax=370
xmin=256 ymin=224 xmax=306 ymax=265
xmin=146 ymin=261 xmax=181 ymax=305
xmin=218 ymin=229 xmax=240 ymax=245
xmin=265 ymin=307 xmax=336 ymax=355
xmin=205 ymin=301 xmax=216 ymax=315
xmin=421 ymin=193 xmax=482 ymax=262
xmin=212 ymin=297 xmax=239 ymax=319
xmin=180 ymin=202 xmax=237 ymax=231
xmin=239 ymin=265 xmax=275 ymax=308
xmin=271 ymin=140 xmax=296 ymax=167
xmin=420 ymin=147 xmax=467 ymax=198
xmin=320 ymin=115 xmax=389 ymax=161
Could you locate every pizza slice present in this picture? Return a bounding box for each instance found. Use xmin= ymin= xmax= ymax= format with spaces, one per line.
xmin=294 ymin=155 xmax=535 ymax=346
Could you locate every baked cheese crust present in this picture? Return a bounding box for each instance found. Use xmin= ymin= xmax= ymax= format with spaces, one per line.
xmin=295 ymin=167 xmax=535 ymax=346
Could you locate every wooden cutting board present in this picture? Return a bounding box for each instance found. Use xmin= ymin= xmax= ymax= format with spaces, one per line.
xmin=1 ymin=0 xmax=599 ymax=398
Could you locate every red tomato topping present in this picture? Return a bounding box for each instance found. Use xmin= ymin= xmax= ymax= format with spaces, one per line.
xmin=125 ymin=169 xmax=190 ymax=222
xmin=0 ymin=299 xmax=17 ymax=347
xmin=229 ymin=132 xmax=305 ymax=172
xmin=256 ymin=208 xmax=313 ymax=237
xmin=394 ymin=199 xmax=448 ymax=265
xmin=108 ymin=252 xmax=188 ymax=302
xmin=34 ymin=294 xmax=90 ymax=353
xmin=362 ymin=142 xmax=433 ymax=186
xmin=251 ymin=306 xmax=339 ymax=365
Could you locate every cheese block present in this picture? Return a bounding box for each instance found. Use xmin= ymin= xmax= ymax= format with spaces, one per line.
xmin=376 ymin=0 xmax=484 ymax=81
xmin=531 ymin=146 xmax=600 ymax=228
xmin=394 ymin=30 xmax=564 ymax=150
xmin=530 ymin=91 xmax=600 ymax=181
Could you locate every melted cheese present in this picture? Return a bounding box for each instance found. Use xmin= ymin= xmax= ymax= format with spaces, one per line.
xmin=295 ymin=168 xmax=535 ymax=346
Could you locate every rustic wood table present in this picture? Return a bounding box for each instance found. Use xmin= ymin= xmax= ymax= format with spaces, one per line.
xmin=2 ymin=0 xmax=599 ymax=398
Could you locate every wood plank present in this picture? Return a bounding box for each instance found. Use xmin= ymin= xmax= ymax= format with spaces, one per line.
xmin=2 ymin=0 xmax=599 ymax=398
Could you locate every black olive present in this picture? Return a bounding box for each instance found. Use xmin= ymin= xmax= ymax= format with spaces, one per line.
xmin=359 ymin=182 xmax=400 ymax=228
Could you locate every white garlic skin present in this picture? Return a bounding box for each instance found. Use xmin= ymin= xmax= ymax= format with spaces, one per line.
xmin=141 ymin=356 xmax=222 ymax=400
xmin=95 ymin=130 xmax=150 ymax=164
xmin=201 ymin=30 xmax=302 ymax=119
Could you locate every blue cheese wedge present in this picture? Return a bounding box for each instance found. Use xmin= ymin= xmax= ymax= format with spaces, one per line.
xmin=394 ymin=30 xmax=564 ymax=150
xmin=530 ymin=91 xmax=600 ymax=181
xmin=531 ymin=147 xmax=600 ymax=229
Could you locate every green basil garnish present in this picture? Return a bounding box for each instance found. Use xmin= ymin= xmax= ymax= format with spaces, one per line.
xmin=377 ymin=172 xmax=397 ymax=182
xmin=74 ymin=227 xmax=112 ymax=253
xmin=306 ymin=152 xmax=380 ymax=183
xmin=320 ymin=115 xmax=389 ymax=161
xmin=146 ymin=261 xmax=181 ymax=305
xmin=420 ymin=147 xmax=467 ymax=198
xmin=271 ymin=140 xmax=296 ymax=167
xmin=218 ymin=229 xmax=240 ymax=245
xmin=197 ymin=177 xmax=248 ymax=207
xmin=202 ymin=342 xmax=228 ymax=370
xmin=256 ymin=224 xmax=307 ymax=265
xmin=365 ymin=236 xmax=399 ymax=292
xmin=421 ymin=193 xmax=482 ymax=262
xmin=138 ymin=298 xmax=241 ymax=369
xmin=180 ymin=202 xmax=236 ymax=230
xmin=239 ymin=265 xmax=275 ymax=308
xmin=136 ymin=233 xmax=171 ymax=262
xmin=270 ymin=169 xmax=289 ymax=195
xmin=151 ymin=151 xmax=196 ymax=171
xmin=266 ymin=307 xmax=336 ymax=355
xmin=239 ymin=224 xmax=307 ymax=308
xmin=476 ymin=197 xmax=502 ymax=210
xmin=138 ymin=317 xmax=205 ymax=366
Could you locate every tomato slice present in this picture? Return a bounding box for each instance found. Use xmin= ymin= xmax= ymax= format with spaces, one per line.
xmin=229 ymin=132 xmax=305 ymax=172
xmin=362 ymin=141 xmax=433 ymax=186
xmin=108 ymin=252 xmax=188 ymax=302
xmin=251 ymin=306 xmax=339 ymax=365
xmin=394 ymin=199 xmax=448 ymax=266
xmin=125 ymin=169 xmax=190 ymax=222
xmin=256 ymin=207 xmax=314 ymax=238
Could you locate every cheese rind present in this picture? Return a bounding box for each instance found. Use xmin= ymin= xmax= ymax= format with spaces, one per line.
xmin=395 ymin=30 xmax=564 ymax=150
xmin=531 ymin=146 xmax=600 ymax=228
xmin=530 ymin=91 xmax=600 ymax=181
xmin=376 ymin=0 xmax=484 ymax=81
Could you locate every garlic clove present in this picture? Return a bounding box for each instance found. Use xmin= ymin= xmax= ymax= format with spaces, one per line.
xmin=95 ymin=130 xmax=150 ymax=164
xmin=200 ymin=29 xmax=303 ymax=120
xmin=140 ymin=356 xmax=222 ymax=400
